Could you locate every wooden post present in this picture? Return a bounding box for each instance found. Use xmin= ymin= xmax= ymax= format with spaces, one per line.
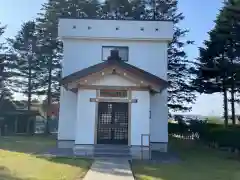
xmin=141 ymin=134 xmax=151 ymax=160
xmin=141 ymin=134 xmax=143 ymax=160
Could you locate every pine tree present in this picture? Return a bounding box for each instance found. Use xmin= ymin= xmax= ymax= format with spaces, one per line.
xmin=8 ymin=21 xmax=41 ymax=110
xmin=36 ymin=0 xmax=103 ymax=133
xmin=99 ymin=0 xmax=133 ymax=19
xmin=36 ymin=0 xmax=196 ymax=111
xmin=153 ymin=0 xmax=196 ymax=111
xmin=97 ymin=0 xmax=196 ymax=111
xmin=195 ymin=0 xmax=240 ymax=125
xmin=0 ymin=23 xmax=14 ymax=102
xmin=36 ymin=0 xmax=65 ymax=133
xmin=223 ymin=0 xmax=240 ymax=125
xmin=195 ymin=31 xmax=230 ymax=126
xmin=135 ymin=0 xmax=196 ymax=111
xmin=0 ymin=23 xmax=7 ymax=98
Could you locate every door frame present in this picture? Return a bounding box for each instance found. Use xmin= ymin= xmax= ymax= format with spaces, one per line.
xmin=94 ymin=90 xmax=132 ymax=146
xmin=96 ymin=102 xmax=129 ymax=145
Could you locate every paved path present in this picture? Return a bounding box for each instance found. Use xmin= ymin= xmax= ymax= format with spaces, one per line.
xmin=83 ymin=158 xmax=135 ymax=180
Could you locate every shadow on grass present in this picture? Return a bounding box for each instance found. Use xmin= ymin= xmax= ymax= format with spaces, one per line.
xmin=40 ymin=157 xmax=93 ymax=179
xmin=0 ymin=154 xmax=93 ymax=180
xmin=0 ymin=166 xmax=38 ymax=180
xmin=42 ymin=156 xmax=93 ymax=168
xmin=131 ymin=137 xmax=240 ymax=180
xmin=131 ymin=160 xmax=240 ymax=180
xmin=0 ymin=136 xmax=135 ymax=178
xmin=0 ymin=136 xmax=94 ymax=180
xmin=0 ymin=135 xmax=56 ymax=154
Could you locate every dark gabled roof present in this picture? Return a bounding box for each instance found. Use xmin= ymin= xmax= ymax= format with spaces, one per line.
xmin=61 ymin=58 xmax=169 ymax=88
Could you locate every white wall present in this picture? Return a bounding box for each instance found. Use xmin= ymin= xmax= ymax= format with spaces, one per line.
xmin=62 ymin=39 xmax=168 ymax=79
xmin=59 ymin=19 xmax=173 ymax=41
xmin=58 ymin=19 xmax=171 ymax=146
xmin=150 ymin=90 xmax=168 ymax=143
xmin=93 ymin=74 xmax=136 ymax=86
xmin=131 ymin=91 xmax=150 ymax=146
xmin=58 ymin=88 xmax=77 ymax=140
xmin=75 ymin=89 xmax=96 ymax=144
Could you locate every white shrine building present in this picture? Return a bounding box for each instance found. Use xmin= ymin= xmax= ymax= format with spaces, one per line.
xmin=57 ymin=18 xmax=173 ymax=155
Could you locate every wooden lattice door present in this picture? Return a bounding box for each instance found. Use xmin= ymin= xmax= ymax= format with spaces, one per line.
xmin=97 ymin=102 xmax=128 ymax=145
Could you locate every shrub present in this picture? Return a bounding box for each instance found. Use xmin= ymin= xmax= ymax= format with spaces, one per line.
xmin=168 ymin=121 xmax=240 ymax=150
xmin=209 ymin=127 xmax=240 ymax=149
xmin=168 ymin=122 xmax=189 ymax=136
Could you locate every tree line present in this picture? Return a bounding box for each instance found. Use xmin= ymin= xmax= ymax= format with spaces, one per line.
xmin=2 ymin=0 xmax=240 ymax=127
xmin=0 ymin=0 xmax=195 ymax=118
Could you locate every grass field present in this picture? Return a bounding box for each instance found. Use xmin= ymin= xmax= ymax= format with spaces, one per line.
xmin=0 ymin=136 xmax=92 ymax=180
xmin=132 ymin=138 xmax=240 ymax=180
xmin=0 ymin=136 xmax=56 ymax=153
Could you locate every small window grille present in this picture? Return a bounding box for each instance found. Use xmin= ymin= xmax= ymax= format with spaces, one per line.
xmin=102 ymin=46 xmax=129 ymax=61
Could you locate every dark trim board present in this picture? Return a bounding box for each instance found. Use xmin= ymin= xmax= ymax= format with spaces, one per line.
xmin=90 ymin=98 xmax=138 ymax=103
xmin=79 ymin=85 xmax=150 ymax=91
xmin=57 ymin=143 xmax=167 ymax=148
xmin=74 ymin=144 xmax=96 ymax=146
xmin=57 ymin=141 xmax=168 ymax=145
xmin=57 ymin=139 xmax=75 ymax=142
xmin=59 ymin=16 xmax=173 ymax=22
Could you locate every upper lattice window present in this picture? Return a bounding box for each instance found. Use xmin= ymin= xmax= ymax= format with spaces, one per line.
xmin=102 ymin=46 xmax=129 ymax=61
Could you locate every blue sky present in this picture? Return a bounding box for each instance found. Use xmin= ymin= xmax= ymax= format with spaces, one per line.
xmin=0 ymin=0 xmax=234 ymax=116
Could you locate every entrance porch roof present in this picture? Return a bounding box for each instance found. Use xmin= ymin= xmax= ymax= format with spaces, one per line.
xmin=61 ymin=52 xmax=169 ymax=93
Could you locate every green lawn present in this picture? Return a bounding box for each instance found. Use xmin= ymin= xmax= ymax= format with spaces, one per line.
xmin=0 ymin=136 xmax=92 ymax=180
xmin=132 ymin=138 xmax=240 ymax=180
xmin=0 ymin=136 xmax=56 ymax=154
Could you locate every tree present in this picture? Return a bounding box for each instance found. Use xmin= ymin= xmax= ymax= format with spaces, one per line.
xmin=195 ymin=35 xmax=230 ymax=126
xmin=141 ymin=0 xmax=196 ymax=111
xmin=8 ymin=21 xmax=41 ymax=110
xmin=36 ymin=0 xmax=107 ymax=134
xmin=36 ymin=0 xmax=196 ymax=112
xmin=195 ymin=0 xmax=240 ymax=126
xmin=36 ymin=0 xmax=66 ymax=133
xmin=98 ymin=0 xmax=196 ymax=111
xmin=0 ymin=23 xmax=7 ymax=98
xmin=0 ymin=53 xmax=15 ymax=102
xmin=99 ymin=0 xmax=133 ymax=19
xmin=223 ymin=0 xmax=240 ymax=125
xmin=0 ymin=23 xmax=14 ymax=103
xmin=151 ymin=0 xmax=196 ymax=111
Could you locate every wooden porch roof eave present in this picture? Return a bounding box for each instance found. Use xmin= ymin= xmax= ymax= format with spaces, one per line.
xmin=63 ymin=82 xmax=167 ymax=94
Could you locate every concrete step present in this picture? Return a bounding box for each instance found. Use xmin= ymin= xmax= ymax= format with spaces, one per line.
xmin=94 ymin=147 xmax=130 ymax=152
xmin=94 ymin=145 xmax=130 ymax=150
xmin=74 ymin=145 xmax=131 ymax=158
xmin=93 ymin=153 xmax=132 ymax=158
xmin=74 ymin=151 xmax=132 ymax=158
xmin=73 ymin=145 xmax=151 ymax=159
xmin=74 ymin=149 xmax=131 ymax=155
xmin=94 ymin=150 xmax=130 ymax=155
